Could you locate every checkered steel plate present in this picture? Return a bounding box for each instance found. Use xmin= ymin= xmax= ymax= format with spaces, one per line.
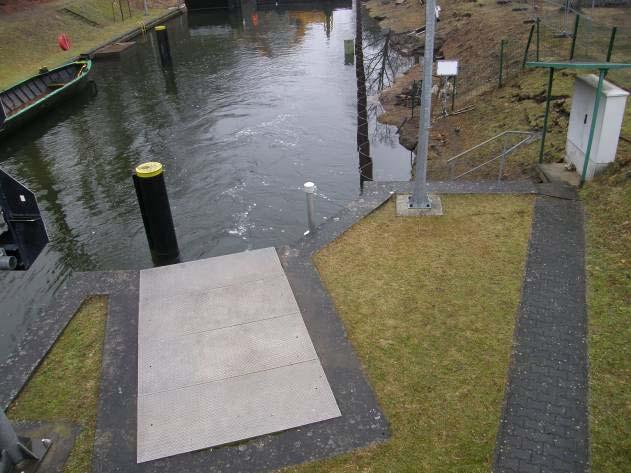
xmin=137 ymin=360 xmax=340 ymax=463
xmin=138 ymin=313 xmax=317 ymax=394
xmin=139 ymin=274 xmax=300 ymax=341
xmin=137 ymin=248 xmax=341 ymax=463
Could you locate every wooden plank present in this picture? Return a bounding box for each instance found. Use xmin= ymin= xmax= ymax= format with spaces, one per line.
xmin=93 ymin=42 xmax=136 ymax=59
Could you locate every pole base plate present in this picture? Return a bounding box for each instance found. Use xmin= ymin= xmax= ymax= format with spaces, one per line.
xmin=396 ymin=193 xmax=443 ymax=216
xmin=12 ymin=421 xmax=81 ymax=473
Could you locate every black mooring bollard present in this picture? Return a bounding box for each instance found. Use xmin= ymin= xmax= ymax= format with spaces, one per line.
xmin=133 ymin=162 xmax=180 ymax=266
xmin=155 ymin=25 xmax=172 ymax=68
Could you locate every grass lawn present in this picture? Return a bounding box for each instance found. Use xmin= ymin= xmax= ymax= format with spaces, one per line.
xmin=289 ymin=195 xmax=534 ymax=472
xmin=581 ymin=177 xmax=631 ymax=471
xmin=0 ymin=0 xmax=174 ymax=90
xmin=7 ymin=187 xmax=629 ymax=471
xmin=8 ymin=296 xmax=108 ymax=473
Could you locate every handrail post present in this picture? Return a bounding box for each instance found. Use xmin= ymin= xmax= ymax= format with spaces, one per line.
xmin=498 ymin=133 xmax=507 ymax=182
xmin=523 ymin=24 xmax=535 ymax=69
xmin=449 ymin=161 xmax=455 ymax=180
xmin=499 ymin=39 xmax=506 ymax=88
xmin=569 ymin=14 xmax=580 ymax=60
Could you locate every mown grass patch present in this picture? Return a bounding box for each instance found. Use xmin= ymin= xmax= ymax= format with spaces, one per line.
xmin=8 ymin=296 xmax=108 ymax=473
xmin=288 ymin=195 xmax=534 ymax=472
xmin=581 ymin=178 xmax=631 ymax=471
xmin=0 ymin=0 xmax=172 ymax=89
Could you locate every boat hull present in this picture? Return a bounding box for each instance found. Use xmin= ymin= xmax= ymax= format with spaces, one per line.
xmin=185 ymin=0 xmax=241 ymax=10
xmin=0 ymin=61 xmax=92 ymax=140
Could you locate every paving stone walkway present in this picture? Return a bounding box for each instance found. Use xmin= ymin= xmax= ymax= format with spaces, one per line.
xmin=494 ymin=196 xmax=589 ymax=473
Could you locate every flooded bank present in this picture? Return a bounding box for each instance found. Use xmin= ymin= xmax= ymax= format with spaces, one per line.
xmin=0 ymin=1 xmax=412 ymax=359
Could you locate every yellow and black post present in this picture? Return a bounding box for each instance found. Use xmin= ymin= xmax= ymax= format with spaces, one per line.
xmin=132 ymin=162 xmax=180 ymax=265
xmin=155 ymin=25 xmax=172 ymax=68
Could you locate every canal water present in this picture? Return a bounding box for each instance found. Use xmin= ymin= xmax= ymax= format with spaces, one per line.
xmin=0 ymin=1 xmax=412 ymax=360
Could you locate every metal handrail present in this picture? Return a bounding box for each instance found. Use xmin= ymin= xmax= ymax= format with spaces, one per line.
xmin=447 ymin=131 xmax=540 ymax=181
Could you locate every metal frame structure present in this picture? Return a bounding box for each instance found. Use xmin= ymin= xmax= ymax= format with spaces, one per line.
xmin=526 ymin=60 xmax=631 ymax=184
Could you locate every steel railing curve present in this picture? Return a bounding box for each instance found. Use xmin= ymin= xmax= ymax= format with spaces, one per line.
xmin=447 ymin=130 xmax=540 ymax=181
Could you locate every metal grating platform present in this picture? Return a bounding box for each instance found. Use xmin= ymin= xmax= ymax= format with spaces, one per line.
xmin=137 ymin=248 xmax=340 ymax=463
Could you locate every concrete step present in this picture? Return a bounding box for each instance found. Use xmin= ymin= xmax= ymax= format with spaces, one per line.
xmin=536 ymin=163 xmax=581 ymax=187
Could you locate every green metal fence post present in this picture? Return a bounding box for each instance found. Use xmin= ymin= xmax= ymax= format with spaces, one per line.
xmin=523 ymin=24 xmax=535 ymax=69
xmin=569 ymin=14 xmax=580 ymax=60
xmin=536 ymin=17 xmax=540 ymax=62
xmin=606 ymin=26 xmax=617 ymax=62
xmin=581 ymin=69 xmax=605 ymax=184
xmin=539 ymin=67 xmax=555 ymax=163
xmin=499 ymin=39 xmax=506 ymax=88
xmin=605 ymin=27 xmax=617 ymax=77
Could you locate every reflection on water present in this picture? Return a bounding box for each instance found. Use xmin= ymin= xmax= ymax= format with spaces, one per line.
xmin=0 ymin=0 xmax=412 ymax=360
xmin=355 ymin=1 xmax=372 ymax=190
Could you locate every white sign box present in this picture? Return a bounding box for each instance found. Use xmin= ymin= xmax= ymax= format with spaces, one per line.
xmin=436 ymin=60 xmax=458 ymax=76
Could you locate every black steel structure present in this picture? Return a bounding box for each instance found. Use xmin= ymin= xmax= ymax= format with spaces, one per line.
xmin=0 ymin=169 xmax=49 ymax=270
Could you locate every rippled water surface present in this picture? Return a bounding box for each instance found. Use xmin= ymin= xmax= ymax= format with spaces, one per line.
xmin=0 ymin=2 xmax=412 ymax=359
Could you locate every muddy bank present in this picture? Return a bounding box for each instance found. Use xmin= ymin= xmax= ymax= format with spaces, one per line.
xmin=363 ymin=0 xmax=533 ymax=172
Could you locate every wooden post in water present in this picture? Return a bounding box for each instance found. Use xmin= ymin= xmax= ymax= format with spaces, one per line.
xmin=344 ymin=40 xmax=354 ymax=65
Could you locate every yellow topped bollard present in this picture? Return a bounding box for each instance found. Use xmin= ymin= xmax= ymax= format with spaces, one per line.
xmin=136 ymin=161 xmax=163 ymax=178
xmin=132 ymin=162 xmax=180 ymax=266
xmin=154 ymin=25 xmax=172 ymax=68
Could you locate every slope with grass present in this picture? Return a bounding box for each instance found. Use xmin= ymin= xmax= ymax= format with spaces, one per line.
xmin=8 ymin=296 xmax=108 ymax=473
xmin=369 ymin=0 xmax=631 ymax=180
xmin=0 ymin=0 xmax=174 ymax=90
xmin=289 ymin=195 xmax=534 ymax=472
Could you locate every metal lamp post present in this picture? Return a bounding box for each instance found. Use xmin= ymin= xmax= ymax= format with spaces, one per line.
xmin=409 ymin=0 xmax=436 ymax=209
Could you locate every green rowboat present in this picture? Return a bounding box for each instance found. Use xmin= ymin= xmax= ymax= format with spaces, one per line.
xmin=0 ymin=60 xmax=92 ymax=139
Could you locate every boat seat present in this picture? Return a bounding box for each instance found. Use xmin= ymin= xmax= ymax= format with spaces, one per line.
xmin=1 ymin=98 xmax=13 ymax=113
xmin=47 ymin=83 xmax=65 ymax=90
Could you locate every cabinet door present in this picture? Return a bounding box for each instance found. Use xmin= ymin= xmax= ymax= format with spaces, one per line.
xmin=568 ymin=83 xmax=592 ymax=153
xmin=581 ymin=98 xmax=593 ymax=152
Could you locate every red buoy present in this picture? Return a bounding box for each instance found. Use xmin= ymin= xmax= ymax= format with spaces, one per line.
xmin=58 ymin=34 xmax=71 ymax=51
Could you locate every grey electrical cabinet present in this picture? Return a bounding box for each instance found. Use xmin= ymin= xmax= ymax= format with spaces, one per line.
xmin=566 ymin=74 xmax=629 ymax=180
